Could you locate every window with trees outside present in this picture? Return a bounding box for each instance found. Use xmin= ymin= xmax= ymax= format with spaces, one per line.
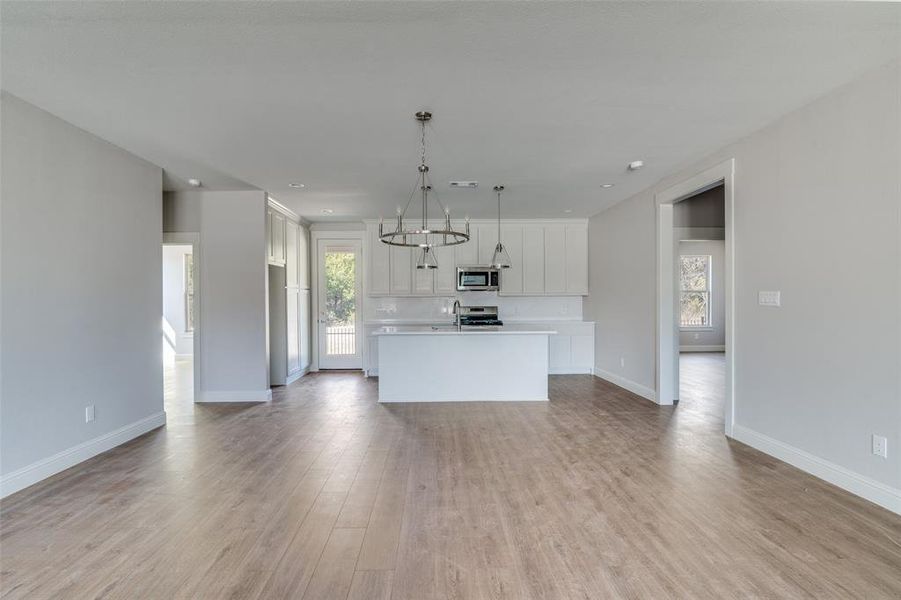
xmin=680 ymin=255 xmax=711 ymax=328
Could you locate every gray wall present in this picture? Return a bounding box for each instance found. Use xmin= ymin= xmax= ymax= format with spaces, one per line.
xmin=674 ymin=185 xmax=725 ymax=227
xmin=1 ymin=93 xmax=164 ymax=481
xmin=164 ymin=191 xmax=270 ymax=400
xmin=585 ymin=61 xmax=900 ymax=494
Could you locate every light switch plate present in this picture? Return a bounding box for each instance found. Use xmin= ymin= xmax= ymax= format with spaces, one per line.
xmin=758 ymin=291 xmax=781 ymax=307
xmin=85 ymin=405 xmax=95 ymax=423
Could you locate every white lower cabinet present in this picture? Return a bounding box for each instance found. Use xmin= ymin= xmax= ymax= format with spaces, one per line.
xmin=546 ymin=322 xmax=595 ymax=374
xmin=364 ymin=321 xmax=594 ymax=376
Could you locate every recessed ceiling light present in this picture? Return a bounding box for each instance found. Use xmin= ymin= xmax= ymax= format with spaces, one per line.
xmin=187 ymin=178 xmax=202 ymax=187
xmin=321 ymin=208 xmax=334 ymax=215
xmin=628 ymin=160 xmax=644 ymax=171
xmin=600 ymin=183 xmax=615 ymax=188
xmin=288 ymin=182 xmax=305 ymax=188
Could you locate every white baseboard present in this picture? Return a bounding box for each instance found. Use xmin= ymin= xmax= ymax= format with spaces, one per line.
xmin=732 ymin=425 xmax=901 ymax=515
xmin=0 ymin=411 xmax=167 ymax=499
xmin=679 ymin=345 xmax=725 ymax=352
xmin=549 ymin=367 xmax=595 ymax=375
xmin=592 ymin=368 xmax=657 ymax=403
xmin=196 ymin=389 xmax=273 ymax=403
xmin=286 ymin=366 xmax=309 ymax=385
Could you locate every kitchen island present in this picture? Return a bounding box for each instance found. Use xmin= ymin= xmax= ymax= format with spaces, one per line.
xmin=372 ymin=324 xmax=555 ymax=402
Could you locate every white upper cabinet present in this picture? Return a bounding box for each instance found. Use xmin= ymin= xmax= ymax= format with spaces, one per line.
xmin=498 ymin=225 xmax=523 ymax=295
xmin=412 ymin=260 xmax=434 ymax=295
xmin=522 ymin=225 xmax=545 ymax=295
xmin=389 ymin=246 xmax=412 ymax=295
xmin=543 ymin=224 xmax=567 ymax=294
xmin=455 ymin=227 xmax=479 ymax=266
xmin=564 ymin=224 xmax=589 ymax=295
xmin=434 ymin=244 xmax=457 ymax=295
xmin=298 ymin=224 xmax=311 ymax=289
xmin=362 ymin=220 xmax=587 ymax=297
xmin=285 ymin=221 xmax=299 ymax=288
xmin=267 ymin=209 xmax=287 ymax=266
xmin=477 ymin=225 xmax=498 ymax=265
xmin=367 ymin=223 xmax=390 ymax=296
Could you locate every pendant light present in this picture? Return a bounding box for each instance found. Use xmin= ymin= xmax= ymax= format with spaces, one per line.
xmin=490 ymin=185 xmax=512 ymax=269
xmin=379 ymin=111 xmax=470 ymax=270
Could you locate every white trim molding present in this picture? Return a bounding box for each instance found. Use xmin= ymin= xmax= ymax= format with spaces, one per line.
xmin=196 ymin=389 xmax=273 ymax=403
xmin=592 ymin=368 xmax=657 ymax=403
xmin=679 ymin=345 xmax=725 ymax=352
xmin=656 ymin=158 xmax=735 ymax=436
xmin=732 ymin=425 xmax=901 ymax=515
xmin=0 ymin=411 xmax=167 ymax=499
xmin=285 ymin=367 xmax=308 ymax=385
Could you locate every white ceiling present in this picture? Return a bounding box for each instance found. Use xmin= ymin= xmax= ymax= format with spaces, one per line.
xmin=2 ymin=2 xmax=898 ymax=221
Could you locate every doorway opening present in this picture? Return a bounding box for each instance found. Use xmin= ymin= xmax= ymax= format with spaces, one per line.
xmin=675 ymin=185 xmax=726 ymax=424
xmin=162 ymin=240 xmax=197 ymax=413
xmin=656 ymin=159 xmax=735 ymax=436
xmin=315 ymin=238 xmax=363 ymax=370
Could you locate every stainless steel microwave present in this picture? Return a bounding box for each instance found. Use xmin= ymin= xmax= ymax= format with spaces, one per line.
xmin=456 ymin=266 xmax=499 ymax=291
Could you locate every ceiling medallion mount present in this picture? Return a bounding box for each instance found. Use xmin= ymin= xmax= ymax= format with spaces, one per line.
xmin=379 ymin=110 xmax=470 ymax=269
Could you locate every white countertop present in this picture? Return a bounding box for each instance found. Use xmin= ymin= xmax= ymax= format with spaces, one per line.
xmin=371 ymin=323 xmax=557 ymax=336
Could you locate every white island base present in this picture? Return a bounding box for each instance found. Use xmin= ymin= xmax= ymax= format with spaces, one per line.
xmin=374 ymin=326 xmax=554 ymax=402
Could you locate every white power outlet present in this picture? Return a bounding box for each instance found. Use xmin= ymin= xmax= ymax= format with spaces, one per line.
xmin=620 ymin=357 xmax=625 ymax=368
xmin=872 ymin=435 xmax=888 ymax=458
xmin=85 ymin=405 xmax=95 ymax=423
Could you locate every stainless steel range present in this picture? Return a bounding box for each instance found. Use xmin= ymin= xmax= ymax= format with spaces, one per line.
xmin=457 ymin=305 xmax=503 ymax=327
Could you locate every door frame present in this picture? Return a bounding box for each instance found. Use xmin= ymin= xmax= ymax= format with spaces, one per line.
xmin=655 ymin=158 xmax=735 ymax=437
xmin=162 ymin=232 xmax=202 ymax=401
xmin=310 ymin=230 xmax=365 ymax=371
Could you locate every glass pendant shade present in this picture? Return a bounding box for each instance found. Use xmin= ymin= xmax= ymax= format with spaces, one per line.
xmin=491 ymin=242 xmax=512 ymax=269
xmin=416 ymin=246 xmax=439 ymax=270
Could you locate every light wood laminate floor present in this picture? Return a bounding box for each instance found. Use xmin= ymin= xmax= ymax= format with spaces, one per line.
xmin=2 ymin=369 xmax=900 ymax=599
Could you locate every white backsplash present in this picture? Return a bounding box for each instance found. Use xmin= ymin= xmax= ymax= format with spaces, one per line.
xmin=365 ymin=293 xmax=583 ymax=323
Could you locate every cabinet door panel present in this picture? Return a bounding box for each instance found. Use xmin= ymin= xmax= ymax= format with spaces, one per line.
xmin=478 ymin=225 xmax=498 ymax=265
xmin=565 ymin=224 xmax=588 ymax=295
xmin=570 ymin=335 xmax=594 ymax=373
xmin=299 ymin=290 xmax=311 ymax=369
xmin=499 ymin=225 xmax=522 ymax=295
xmin=455 ymin=228 xmax=478 ymax=266
xmin=285 ymin=222 xmax=299 ymax=288
xmin=286 ymin=288 xmax=300 ymax=374
xmin=368 ymin=225 xmax=390 ymax=295
xmin=522 ymin=225 xmax=545 ymax=295
xmin=434 ymin=245 xmax=456 ymax=295
xmin=549 ymin=335 xmax=571 ymax=370
xmin=412 ymin=262 xmax=434 ymax=295
xmin=390 ymin=246 xmax=412 ymax=295
xmin=298 ymin=225 xmax=311 ymax=289
xmin=544 ymin=224 xmax=567 ymax=294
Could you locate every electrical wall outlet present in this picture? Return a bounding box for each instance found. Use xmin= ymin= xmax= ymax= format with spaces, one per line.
xmin=620 ymin=357 xmax=625 ymax=368
xmin=758 ymin=291 xmax=781 ymax=307
xmin=872 ymin=435 xmax=888 ymax=458
xmin=85 ymin=405 xmax=95 ymax=423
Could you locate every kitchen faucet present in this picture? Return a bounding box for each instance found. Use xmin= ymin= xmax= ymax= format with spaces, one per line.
xmin=452 ymin=299 xmax=462 ymax=331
